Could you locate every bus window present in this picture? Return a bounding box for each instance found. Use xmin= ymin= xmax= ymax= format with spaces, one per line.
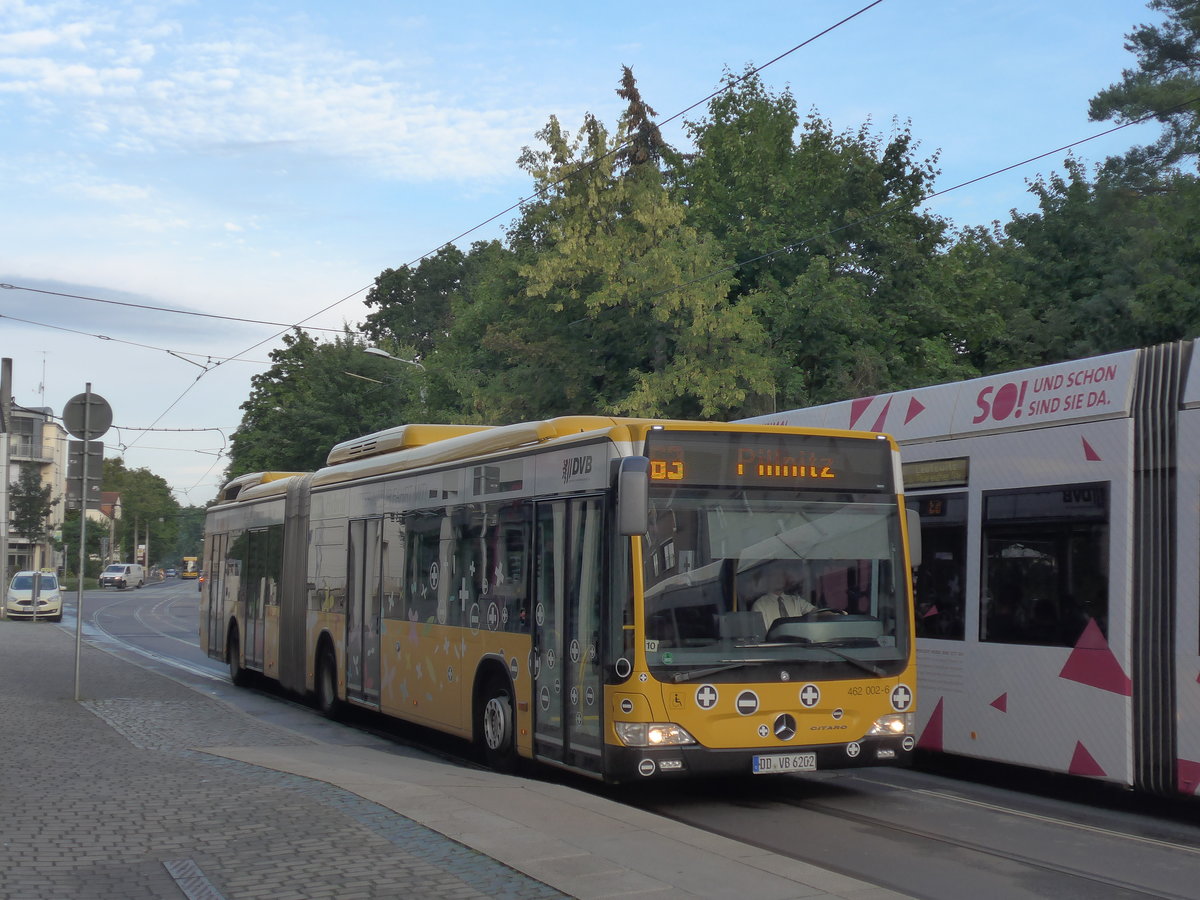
xmin=381 ymin=515 xmax=406 ymax=620
xmin=486 ymin=501 xmax=531 ymax=633
xmin=406 ymin=509 xmax=444 ymax=625
xmin=980 ymin=483 xmax=1109 ymax=647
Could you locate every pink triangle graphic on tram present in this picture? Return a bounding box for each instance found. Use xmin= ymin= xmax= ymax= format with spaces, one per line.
xmin=917 ymin=697 xmax=944 ymax=751
xmin=871 ymin=398 xmax=892 ymax=433
xmin=922 ymin=604 xmax=939 ymax=618
xmin=905 ymin=397 xmax=926 ymax=425
xmin=849 ymin=397 xmax=875 ymax=430
xmin=1177 ymin=759 xmax=1200 ymax=795
xmin=990 ymin=693 xmax=1008 ymax=712
xmin=1059 ymin=619 xmax=1133 ymax=696
xmin=1082 ymin=437 xmax=1102 ymax=461
xmin=1069 ymin=742 xmax=1107 ymax=777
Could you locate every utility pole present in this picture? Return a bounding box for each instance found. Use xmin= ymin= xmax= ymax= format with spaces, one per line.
xmin=1 ymin=358 xmax=11 ymax=616
xmin=63 ymin=385 xmax=112 ymax=701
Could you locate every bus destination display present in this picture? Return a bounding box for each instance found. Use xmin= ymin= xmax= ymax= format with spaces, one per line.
xmin=644 ymin=430 xmax=893 ymax=491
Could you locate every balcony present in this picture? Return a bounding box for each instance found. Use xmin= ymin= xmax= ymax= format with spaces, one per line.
xmin=7 ymin=436 xmax=53 ymax=463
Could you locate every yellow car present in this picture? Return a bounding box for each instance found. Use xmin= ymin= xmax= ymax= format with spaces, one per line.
xmin=6 ymin=571 xmax=63 ymax=622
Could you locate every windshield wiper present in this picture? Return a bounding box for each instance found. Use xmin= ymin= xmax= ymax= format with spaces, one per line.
xmin=670 ymin=661 xmax=762 ymax=683
xmin=806 ymin=643 xmax=887 ymax=677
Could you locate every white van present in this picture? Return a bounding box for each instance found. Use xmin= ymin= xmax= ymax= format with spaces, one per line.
xmin=98 ymin=563 xmax=146 ymax=590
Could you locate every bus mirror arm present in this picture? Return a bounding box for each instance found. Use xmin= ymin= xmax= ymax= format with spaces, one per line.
xmin=906 ymin=508 xmax=922 ymax=568
xmin=615 ymin=457 xmax=650 ymax=537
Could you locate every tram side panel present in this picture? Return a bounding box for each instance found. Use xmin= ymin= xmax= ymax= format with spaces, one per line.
xmin=907 ymin=416 xmax=1137 ymax=787
xmin=1177 ymin=397 xmax=1200 ymax=796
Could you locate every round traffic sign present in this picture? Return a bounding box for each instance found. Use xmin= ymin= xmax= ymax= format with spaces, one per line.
xmin=63 ymin=392 xmax=113 ymax=440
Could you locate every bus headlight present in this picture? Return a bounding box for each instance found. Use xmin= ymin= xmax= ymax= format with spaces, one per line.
xmin=867 ymin=713 xmax=912 ymax=736
xmin=614 ymin=722 xmax=697 ymax=747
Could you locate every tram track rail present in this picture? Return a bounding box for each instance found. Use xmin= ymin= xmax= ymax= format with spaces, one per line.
xmin=630 ymin=771 xmax=1200 ymax=900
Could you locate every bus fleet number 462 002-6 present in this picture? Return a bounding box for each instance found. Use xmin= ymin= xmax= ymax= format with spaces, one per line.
xmin=752 ymin=752 xmax=817 ymax=774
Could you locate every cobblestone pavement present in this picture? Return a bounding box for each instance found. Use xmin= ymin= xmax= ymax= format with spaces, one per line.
xmin=0 ymin=620 xmax=568 ymax=900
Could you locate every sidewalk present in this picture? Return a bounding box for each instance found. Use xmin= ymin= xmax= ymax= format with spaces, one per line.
xmin=0 ymin=619 xmax=910 ymax=899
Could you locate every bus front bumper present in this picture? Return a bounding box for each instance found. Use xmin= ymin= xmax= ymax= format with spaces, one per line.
xmin=604 ymin=734 xmax=915 ymax=782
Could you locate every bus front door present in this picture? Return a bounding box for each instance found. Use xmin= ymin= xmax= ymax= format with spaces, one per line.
xmin=532 ymin=498 xmax=604 ymax=775
xmin=346 ymin=517 xmax=382 ymax=707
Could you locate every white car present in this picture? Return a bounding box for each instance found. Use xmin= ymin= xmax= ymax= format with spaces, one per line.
xmin=6 ymin=571 xmax=63 ymax=622
xmin=98 ymin=563 xmax=146 ymax=590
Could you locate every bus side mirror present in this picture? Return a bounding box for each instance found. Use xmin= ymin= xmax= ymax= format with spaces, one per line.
xmin=616 ymin=457 xmax=649 ymax=536
xmin=906 ymin=508 xmax=922 ymax=568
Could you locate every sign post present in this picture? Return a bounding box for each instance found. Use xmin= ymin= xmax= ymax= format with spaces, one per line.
xmin=62 ymin=386 xmax=112 ymax=701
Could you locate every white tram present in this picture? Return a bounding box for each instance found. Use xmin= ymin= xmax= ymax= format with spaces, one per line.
xmin=743 ymin=340 xmax=1200 ymax=796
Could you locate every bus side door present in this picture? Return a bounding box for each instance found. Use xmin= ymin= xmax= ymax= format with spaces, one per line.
xmin=532 ymin=497 xmax=604 ymax=774
xmin=346 ymin=517 xmax=383 ymax=707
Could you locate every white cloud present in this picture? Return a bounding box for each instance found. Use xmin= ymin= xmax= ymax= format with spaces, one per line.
xmin=2 ymin=5 xmax=548 ymax=182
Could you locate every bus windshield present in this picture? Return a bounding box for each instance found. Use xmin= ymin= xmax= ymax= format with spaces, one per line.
xmin=642 ymin=490 xmax=909 ymax=675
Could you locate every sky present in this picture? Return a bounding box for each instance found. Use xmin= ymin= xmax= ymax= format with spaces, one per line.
xmin=0 ymin=0 xmax=1169 ymax=505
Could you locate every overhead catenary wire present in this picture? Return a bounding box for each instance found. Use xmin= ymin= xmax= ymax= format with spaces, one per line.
xmin=2 ymin=0 xmax=889 ymax=387
xmin=60 ymin=3 xmax=891 ymax=471
xmin=0 ymin=311 xmax=271 ymax=366
xmin=14 ymin=2 xmax=1184 ymax=500
xmin=0 ymin=283 xmax=367 ymax=336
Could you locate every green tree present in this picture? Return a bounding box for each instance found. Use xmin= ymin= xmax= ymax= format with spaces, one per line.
xmin=226 ymin=329 xmax=423 ymax=477
xmin=1089 ymin=0 xmax=1200 ymax=173
xmin=172 ymin=507 xmax=206 ymax=563
xmin=103 ymin=458 xmax=179 ymax=567
xmin=997 ymin=158 xmax=1200 ymax=358
xmin=932 ymin=225 xmax=1041 ymax=376
xmin=361 ymin=244 xmax=464 ymax=359
xmin=677 ymin=70 xmax=962 ymax=410
xmin=446 ymin=68 xmax=772 ymax=421
xmin=9 ymin=463 xmax=56 ymax=564
xmin=59 ymin=508 xmax=105 ymax=578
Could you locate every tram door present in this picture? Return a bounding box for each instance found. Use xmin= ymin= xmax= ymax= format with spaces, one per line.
xmin=346 ymin=518 xmax=383 ymax=707
xmin=532 ymin=498 xmax=604 ymax=774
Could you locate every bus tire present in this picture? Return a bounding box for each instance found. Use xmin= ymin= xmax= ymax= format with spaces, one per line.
xmin=227 ymin=626 xmax=248 ymax=687
xmin=315 ymin=645 xmax=340 ymax=719
xmin=478 ymin=675 xmax=517 ymax=772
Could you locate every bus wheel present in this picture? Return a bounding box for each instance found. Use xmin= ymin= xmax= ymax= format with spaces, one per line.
xmin=479 ymin=677 xmax=517 ymax=772
xmin=227 ymin=627 xmax=248 ymax=687
xmin=316 ymin=646 xmax=339 ymax=719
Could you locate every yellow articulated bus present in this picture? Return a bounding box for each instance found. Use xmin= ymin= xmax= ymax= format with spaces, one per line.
xmin=180 ymin=556 xmax=200 ymax=579
xmin=200 ymin=417 xmax=919 ymax=782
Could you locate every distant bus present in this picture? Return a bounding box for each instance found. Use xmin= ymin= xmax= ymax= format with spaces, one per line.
xmin=201 ymin=417 xmax=919 ymax=782
xmin=180 ymin=557 xmax=200 ymax=579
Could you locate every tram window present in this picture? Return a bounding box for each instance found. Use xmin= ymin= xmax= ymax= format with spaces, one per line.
xmin=980 ymin=483 xmax=1109 ymax=647
xmin=907 ymin=494 xmax=967 ymax=640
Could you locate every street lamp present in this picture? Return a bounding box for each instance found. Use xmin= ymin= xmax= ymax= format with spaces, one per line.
xmin=363 ymin=347 xmax=427 ymax=406
xmin=364 ymin=347 xmax=425 ymax=370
